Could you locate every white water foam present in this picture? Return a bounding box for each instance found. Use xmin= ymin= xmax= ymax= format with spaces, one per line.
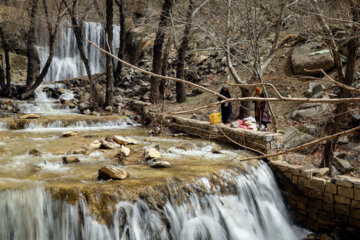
xmin=162 ymin=144 xmax=239 ymax=160
xmin=0 ymin=163 xmax=309 ymax=240
xmin=20 ymin=119 xmax=134 ymax=132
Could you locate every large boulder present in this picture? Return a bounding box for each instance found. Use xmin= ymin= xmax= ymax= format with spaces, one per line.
xmin=291 ymin=43 xmax=334 ymax=75
xmin=283 ymin=127 xmax=317 ymax=154
xmin=98 ymin=165 xmax=127 ymax=180
xmin=291 ymin=103 xmax=330 ymax=122
xmin=333 ymin=152 xmax=353 ymax=174
xmin=125 ymin=26 xmax=155 ymax=64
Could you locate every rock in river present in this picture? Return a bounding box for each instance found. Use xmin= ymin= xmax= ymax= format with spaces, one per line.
xmin=144 ymin=147 xmax=161 ymax=159
xmin=98 ymin=165 xmax=127 ymax=180
xmin=62 ymin=156 xmax=80 ymax=164
xmin=176 ymin=142 xmax=196 ymax=151
xmin=113 ymin=135 xmax=139 ymax=145
xmin=62 ymin=131 xmax=78 ymax=137
xmin=120 ymin=145 xmax=131 ymax=157
xmin=28 ymin=148 xmax=42 ymax=156
xmin=19 ymin=114 xmax=40 ymax=119
xmin=100 ymin=139 xmax=120 ymax=149
xmin=149 ymin=160 xmax=171 ymax=168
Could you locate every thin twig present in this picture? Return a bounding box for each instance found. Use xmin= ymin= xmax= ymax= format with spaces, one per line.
xmin=304 ymin=68 xmax=360 ymax=93
xmin=229 ymin=83 xmax=283 ymax=99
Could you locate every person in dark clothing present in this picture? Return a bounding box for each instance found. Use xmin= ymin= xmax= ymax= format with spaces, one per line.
xmin=218 ymin=86 xmax=232 ymax=124
xmin=253 ymin=87 xmax=269 ymax=131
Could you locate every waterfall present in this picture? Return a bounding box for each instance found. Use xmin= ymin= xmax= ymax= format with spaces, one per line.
xmin=37 ymin=22 xmax=120 ymax=82
xmin=0 ymin=163 xmax=309 ymax=240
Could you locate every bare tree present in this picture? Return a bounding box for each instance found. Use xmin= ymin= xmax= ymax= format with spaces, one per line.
xmin=175 ymin=0 xmax=195 ymax=103
xmin=309 ymin=0 xmax=360 ymax=175
xmin=21 ymin=0 xmax=68 ymax=99
xmin=105 ymin=0 xmax=114 ymax=107
xmin=25 ymin=0 xmax=39 ymax=89
xmin=150 ymin=0 xmax=173 ymax=104
xmin=0 ymin=25 xmax=11 ymax=96
xmin=114 ymin=0 xmax=125 ymax=87
xmin=64 ymin=0 xmax=99 ymax=108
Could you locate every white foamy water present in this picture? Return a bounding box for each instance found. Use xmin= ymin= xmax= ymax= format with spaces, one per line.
xmin=20 ymin=119 xmax=134 ymax=132
xmin=17 ymin=84 xmax=78 ymax=115
xmin=0 ymin=163 xmax=309 ymax=240
xmin=162 ymin=144 xmax=239 ymax=160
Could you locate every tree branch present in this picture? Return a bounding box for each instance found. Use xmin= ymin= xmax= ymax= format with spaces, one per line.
xmin=304 ymin=68 xmax=360 ymax=93
xmin=86 ymin=39 xmax=229 ymax=100
xmin=239 ymin=125 xmax=360 ymax=162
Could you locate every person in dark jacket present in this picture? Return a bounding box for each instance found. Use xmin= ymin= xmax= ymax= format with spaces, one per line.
xmin=253 ymin=87 xmax=269 ymax=131
xmin=218 ymin=86 xmax=232 ymax=124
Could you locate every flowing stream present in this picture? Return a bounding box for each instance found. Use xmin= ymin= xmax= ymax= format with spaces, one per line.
xmin=0 ymin=21 xmax=309 ymax=240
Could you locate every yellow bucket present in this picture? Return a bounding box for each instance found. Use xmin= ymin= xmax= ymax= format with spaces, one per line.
xmin=209 ymin=113 xmax=222 ymax=124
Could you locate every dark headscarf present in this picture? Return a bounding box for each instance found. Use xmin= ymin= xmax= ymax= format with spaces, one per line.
xmin=219 ymin=86 xmax=231 ymax=100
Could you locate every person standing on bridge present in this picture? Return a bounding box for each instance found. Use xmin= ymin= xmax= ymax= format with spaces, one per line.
xmin=218 ymin=86 xmax=232 ymax=124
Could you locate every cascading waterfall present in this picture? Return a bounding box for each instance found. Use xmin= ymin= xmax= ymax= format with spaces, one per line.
xmin=38 ymin=22 xmax=120 ymax=82
xmin=0 ymin=163 xmax=309 ymax=240
xmin=20 ymin=22 xmax=120 ymax=114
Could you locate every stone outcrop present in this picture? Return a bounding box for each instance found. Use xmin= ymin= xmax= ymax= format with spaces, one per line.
xmin=291 ymin=103 xmax=330 ymax=122
xmin=291 ymin=43 xmax=334 ymax=75
xmin=282 ymin=127 xmax=317 ymax=154
xmin=270 ymin=161 xmax=360 ymax=234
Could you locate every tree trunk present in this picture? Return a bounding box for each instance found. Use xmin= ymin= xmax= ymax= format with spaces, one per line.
xmin=114 ymin=0 xmax=125 ymax=87
xmin=238 ymin=87 xmax=251 ymax=119
xmin=65 ymin=0 xmax=98 ymax=108
xmin=0 ymin=25 xmax=10 ymax=96
xmin=20 ymin=0 xmax=60 ymax=99
xmin=25 ymin=0 xmax=39 ymax=89
xmin=176 ymin=0 xmax=194 ymax=103
xmin=321 ymin=3 xmax=359 ymax=175
xmin=150 ymin=0 xmax=172 ymax=104
xmin=160 ymin=36 xmax=172 ymax=99
xmin=0 ymin=57 xmax=5 ymax=93
xmin=105 ymin=0 xmax=114 ymax=107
